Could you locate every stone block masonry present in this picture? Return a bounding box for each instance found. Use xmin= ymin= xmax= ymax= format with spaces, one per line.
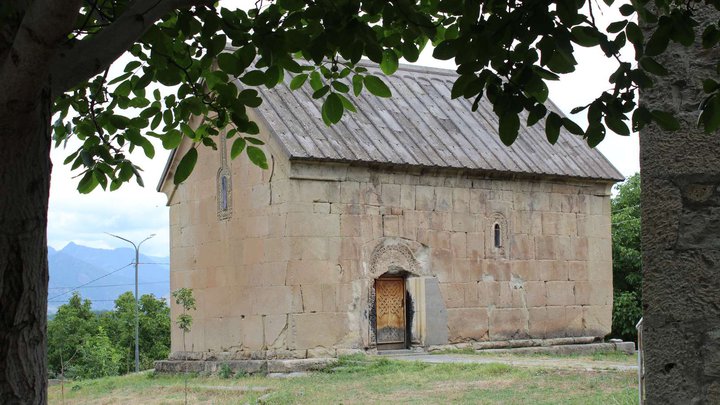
xmin=163 ymin=134 xmax=614 ymax=360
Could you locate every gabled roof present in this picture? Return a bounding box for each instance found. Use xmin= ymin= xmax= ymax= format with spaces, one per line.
xmin=253 ymin=63 xmax=623 ymax=182
xmin=158 ymin=62 xmax=623 ymax=192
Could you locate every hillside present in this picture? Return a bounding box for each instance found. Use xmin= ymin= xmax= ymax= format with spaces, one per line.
xmin=48 ymin=242 xmax=169 ymax=313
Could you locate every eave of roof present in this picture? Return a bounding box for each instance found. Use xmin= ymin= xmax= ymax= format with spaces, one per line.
xmin=253 ymin=61 xmax=624 ymax=182
xmin=157 ymin=60 xmax=624 ymax=193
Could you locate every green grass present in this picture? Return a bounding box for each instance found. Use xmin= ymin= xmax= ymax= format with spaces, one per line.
xmin=49 ymin=355 xmax=638 ymax=404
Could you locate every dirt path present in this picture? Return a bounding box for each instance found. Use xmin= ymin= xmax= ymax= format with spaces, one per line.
xmin=384 ymin=353 xmax=638 ymax=372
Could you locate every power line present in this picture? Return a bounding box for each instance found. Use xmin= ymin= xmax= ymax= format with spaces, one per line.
xmin=48 ymin=281 xmax=169 ymax=290
xmin=48 ymin=299 xmax=123 ymax=303
xmin=48 ymin=262 xmax=134 ymax=301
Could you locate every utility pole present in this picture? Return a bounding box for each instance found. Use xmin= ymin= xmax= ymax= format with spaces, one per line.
xmin=107 ymin=233 xmax=155 ymax=373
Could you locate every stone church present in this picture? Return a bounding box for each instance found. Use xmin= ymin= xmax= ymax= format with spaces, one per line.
xmin=157 ymin=63 xmax=623 ymax=359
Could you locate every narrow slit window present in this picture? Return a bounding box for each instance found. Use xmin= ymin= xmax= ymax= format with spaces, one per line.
xmin=494 ymin=223 xmax=502 ymax=248
xmin=220 ymin=175 xmax=228 ymax=211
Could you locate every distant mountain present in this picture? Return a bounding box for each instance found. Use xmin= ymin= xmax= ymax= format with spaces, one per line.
xmin=48 ymin=242 xmax=169 ymax=313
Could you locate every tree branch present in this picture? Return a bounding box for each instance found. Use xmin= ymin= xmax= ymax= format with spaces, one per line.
xmin=0 ymin=0 xmax=82 ymax=106
xmin=50 ymin=0 xmax=211 ymax=98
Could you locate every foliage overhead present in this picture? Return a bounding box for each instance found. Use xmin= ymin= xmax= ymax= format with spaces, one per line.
xmin=23 ymin=0 xmax=717 ymax=193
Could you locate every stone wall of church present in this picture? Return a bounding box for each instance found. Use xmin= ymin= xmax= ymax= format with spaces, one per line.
xmin=165 ymin=129 xmax=614 ymax=358
xmin=277 ymin=162 xmax=614 ymax=351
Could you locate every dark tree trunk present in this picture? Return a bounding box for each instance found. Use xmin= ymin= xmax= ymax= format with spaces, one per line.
xmin=641 ymin=5 xmax=720 ymax=402
xmin=0 ymin=87 xmax=52 ymax=403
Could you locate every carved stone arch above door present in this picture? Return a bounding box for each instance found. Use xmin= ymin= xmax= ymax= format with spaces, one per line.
xmin=365 ymin=238 xmax=430 ymax=279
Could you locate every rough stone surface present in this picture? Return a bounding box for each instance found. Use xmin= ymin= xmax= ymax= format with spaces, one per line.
xmin=641 ymin=6 xmax=720 ymax=401
xmin=154 ymin=358 xmax=335 ymax=375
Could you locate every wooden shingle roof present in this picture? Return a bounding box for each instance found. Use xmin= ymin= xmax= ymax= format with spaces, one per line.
xmin=253 ymin=62 xmax=623 ymax=182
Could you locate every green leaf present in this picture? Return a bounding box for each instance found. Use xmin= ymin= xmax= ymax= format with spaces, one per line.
xmin=363 ymin=75 xmax=392 ymax=98
xmin=433 ymin=39 xmax=456 ymax=60
xmin=290 ymin=73 xmax=308 ymax=90
xmin=78 ymin=171 xmax=99 ymax=194
xmin=124 ymin=60 xmax=141 ymax=72
xmin=606 ymin=20 xmax=628 ymax=34
xmin=247 ymin=145 xmax=268 ymax=169
xmin=632 ymin=106 xmax=653 ymax=132
xmin=651 ymin=110 xmax=680 ymax=131
xmin=380 ymin=50 xmax=399 ymax=75
xmin=451 ymin=74 xmax=475 ymax=99
xmin=240 ymin=70 xmax=266 ymax=86
xmin=139 ymin=138 xmax=155 ymax=158
xmin=698 ymin=94 xmax=720 ymax=133
xmin=498 ymin=111 xmax=520 ymax=146
xmin=310 ymin=71 xmax=323 ymax=91
xmin=401 ymin=41 xmax=420 ymax=62
xmin=322 ymin=93 xmax=344 ymax=124
xmin=703 ymin=25 xmax=720 ymax=48
xmin=331 ymin=81 xmax=350 ymax=93
xmin=527 ymin=104 xmax=547 ymax=126
xmin=162 ymin=129 xmax=182 ymax=149
xmin=109 ymin=115 xmax=130 ymax=129
xmin=605 ymin=114 xmax=631 ymax=135
xmin=230 ymin=137 xmax=246 ymax=159
xmin=545 ymin=112 xmax=562 ymax=144
xmin=625 ymin=22 xmax=644 ymax=47
xmin=619 ymin=4 xmax=635 ymax=16
xmin=93 ymin=170 xmax=108 ymax=190
xmin=352 ymin=75 xmax=363 ymax=96
xmin=238 ymin=89 xmax=262 ymax=107
xmin=586 ymin=124 xmax=606 ymax=147
xmin=703 ymin=79 xmax=719 ymax=94
xmin=134 ymin=72 xmax=154 ymax=90
xmin=645 ymin=22 xmax=671 ymax=56
xmin=108 ymin=72 xmax=132 ymax=86
xmin=337 ymin=93 xmax=357 ymax=112
xmin=562 ymin=118 xmax=584 ymax=135
xmin=174 ymin=148 xmax=198 ymax=185
xmin=265 ymin=65 xmax=284 ymax=88
xmin=639 ymin=57 xmax=669 ymax=76
xmin=217 ymin=53 xmax=241 ymax=75
xmin=312 ymin=85 xmax=330 ymax=99
xmin=571 ymin=26 xmax=601 ymax=47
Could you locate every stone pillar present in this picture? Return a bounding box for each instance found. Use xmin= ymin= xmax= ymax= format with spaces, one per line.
xmin=641 ymin=6 xmax=720 ymax=402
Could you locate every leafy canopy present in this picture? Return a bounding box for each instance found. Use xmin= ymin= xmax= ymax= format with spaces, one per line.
xmin=38 ymin=0 xmax=720 ymax=192
xmin=610 ymin=173 xmax=642 ymax=341
xmin=47 ymin=292 xmax=170 ymax=378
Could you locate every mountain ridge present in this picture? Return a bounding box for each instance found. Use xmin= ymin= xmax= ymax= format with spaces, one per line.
xmin=48 ymin=242 xmax=169 ymax=313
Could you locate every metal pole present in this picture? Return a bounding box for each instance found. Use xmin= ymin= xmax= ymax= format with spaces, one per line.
xmin=107 ymin=233 xmax=155 ymax=373
xmin=134 ymin=246 xmax=139 ymax=373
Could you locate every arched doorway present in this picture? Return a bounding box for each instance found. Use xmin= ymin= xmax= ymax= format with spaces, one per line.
xmin=374 ymin=273 xmax=408 ymax=350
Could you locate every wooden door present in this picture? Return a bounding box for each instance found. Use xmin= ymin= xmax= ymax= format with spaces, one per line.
xmin=375 ymin=278 xmax=406 ymax=348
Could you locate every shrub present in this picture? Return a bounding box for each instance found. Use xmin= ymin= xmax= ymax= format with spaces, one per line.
xmin=218 ymin=363 xmax=232 ymax=379
xmin=612 ymin=291 xmax=642 ymax=342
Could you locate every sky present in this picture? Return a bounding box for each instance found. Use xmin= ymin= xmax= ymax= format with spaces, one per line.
xmin=46 ymin=3 xmax=639 ymax=258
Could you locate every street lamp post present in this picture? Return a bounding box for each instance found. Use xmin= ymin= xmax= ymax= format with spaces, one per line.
xmin=107 ymin=233 xmax=155 ymax=373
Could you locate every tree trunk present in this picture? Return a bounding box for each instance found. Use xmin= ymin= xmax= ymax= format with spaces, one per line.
xmin=0 ymin=87 xmax=52 ymax=403
xmin=641 ymin=5 xmax=720 ymax=402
